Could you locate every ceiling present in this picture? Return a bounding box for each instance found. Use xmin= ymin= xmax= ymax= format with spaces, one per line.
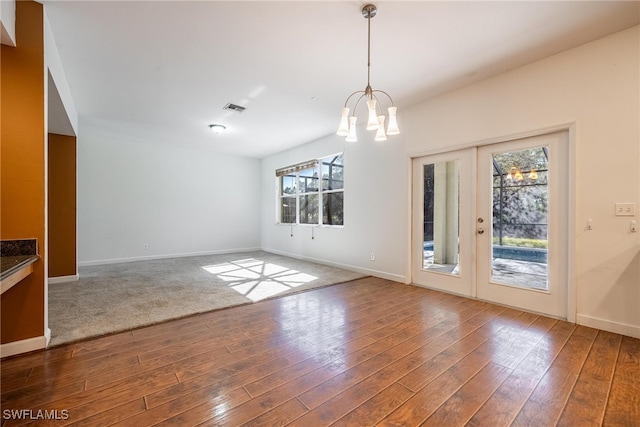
xmin=43 ymin=1 xmax=639 ymax=159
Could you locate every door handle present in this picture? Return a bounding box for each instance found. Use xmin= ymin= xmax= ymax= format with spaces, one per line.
xmin=478 ymin=228 xmax=484 ymax=234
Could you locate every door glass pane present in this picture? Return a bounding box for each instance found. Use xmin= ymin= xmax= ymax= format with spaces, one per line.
xmin=423 ymin=160 xmax=460 ymax=275
xmin=492 ymin=147 xmax=549 ymax=290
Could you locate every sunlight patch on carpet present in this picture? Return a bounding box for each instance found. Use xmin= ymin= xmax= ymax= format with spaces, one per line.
xmin=202 ymin=258 xmax=318 ymax=302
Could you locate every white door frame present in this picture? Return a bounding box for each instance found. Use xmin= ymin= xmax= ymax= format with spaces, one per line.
xmin=407 ymin=124 xmax=577 ymax=322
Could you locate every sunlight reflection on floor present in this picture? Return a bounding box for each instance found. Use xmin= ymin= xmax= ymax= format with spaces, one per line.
xmin=201 ymin=258 xmax=318 ymax=302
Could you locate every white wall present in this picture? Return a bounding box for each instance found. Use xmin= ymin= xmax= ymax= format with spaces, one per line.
xmin=78 ymin=117 xmax=261 ymax=265
xmin=45 ymin=13 xmax=78 ymax=136
xmin=261 ymin=26 xmax=640 ymax=337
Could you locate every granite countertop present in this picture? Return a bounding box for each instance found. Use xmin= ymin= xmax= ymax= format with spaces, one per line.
xmin=1 ymin=255 xmax=39 ymax=281
xmin=1 ymin=239 xmax=39 ymax=281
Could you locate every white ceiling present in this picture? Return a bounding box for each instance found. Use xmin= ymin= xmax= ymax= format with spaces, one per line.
xmin=44 ymin=1 xmax=639 ymax=158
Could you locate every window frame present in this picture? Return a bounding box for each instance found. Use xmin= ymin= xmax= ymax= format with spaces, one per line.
xmin=276 ymin=153 xmax=344 ymax=227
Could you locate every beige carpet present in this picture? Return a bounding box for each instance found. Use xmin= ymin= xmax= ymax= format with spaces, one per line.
xmin=48 ymin=251 xmax=365 ymax=347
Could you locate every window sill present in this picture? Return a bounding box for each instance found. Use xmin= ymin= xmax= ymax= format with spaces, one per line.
xmin=275 ymin=223 xmax=344 ymax=229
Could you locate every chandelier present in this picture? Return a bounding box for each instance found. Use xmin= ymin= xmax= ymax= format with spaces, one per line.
xmin=336 ymin=4 xmax=399 ymax=142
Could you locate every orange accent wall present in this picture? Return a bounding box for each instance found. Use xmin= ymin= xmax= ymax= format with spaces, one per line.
xmin=48 ymin=133 xmax=77 ymax=278
xmin=1 ymin=1 xmax=46 ymax=344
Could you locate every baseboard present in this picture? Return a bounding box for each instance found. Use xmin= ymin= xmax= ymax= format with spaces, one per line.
xmin=48 ymin=274 xmax=79 ymax=284
xmin=77 ymin=247 xmax=262 ymax=267
xmin=576 ymin=314 xmax=640 ymax=339
xmin=261 ymin=247 xmax=406 ymax=283
xmin=1 ymin=332 xmax=48 ymax=358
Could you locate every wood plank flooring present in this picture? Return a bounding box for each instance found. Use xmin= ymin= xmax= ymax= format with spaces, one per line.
xmin=1 ymin=277 xmax=638 ymax=426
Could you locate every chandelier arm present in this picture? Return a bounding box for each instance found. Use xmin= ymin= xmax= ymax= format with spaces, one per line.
xmin=351 ymin=93 xmax=368 ymax=115
xmin=371 ymin=89 xmax=395 ymax=107
xmin=343 ymin=90 xmax=366 ymax=108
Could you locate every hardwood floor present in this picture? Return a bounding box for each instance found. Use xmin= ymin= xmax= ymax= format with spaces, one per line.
xmin=1 ymin=277 xmax=638 ymax=426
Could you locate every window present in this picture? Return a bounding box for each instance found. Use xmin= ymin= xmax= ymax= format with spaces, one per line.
xmin=276 ymin=154 xmax=344 ymax=226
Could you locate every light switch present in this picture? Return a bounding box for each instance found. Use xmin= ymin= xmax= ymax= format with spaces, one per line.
xmin=615 ymin=203 xmax=636 ymax=216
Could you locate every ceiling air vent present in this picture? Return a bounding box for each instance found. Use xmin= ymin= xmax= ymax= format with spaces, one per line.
xmin=223 ymin=103 xmax=246 ymax=113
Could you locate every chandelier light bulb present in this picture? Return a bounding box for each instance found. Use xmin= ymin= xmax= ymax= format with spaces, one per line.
xmin=366 ymin=99 xmax=379 ymax=130
xmin=375 ymin=115 xmax=387 ymax=141
xmin=336 ymin=107 xmax=350 ymax=136
xmin=386 ymin=106 xmax=400 ymax=135
xmin=345 ymin=116 xmax=358 ymax=142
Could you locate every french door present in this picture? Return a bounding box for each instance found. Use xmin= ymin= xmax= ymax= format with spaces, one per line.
xmin=411 ymin=148 xmax=476 ymax=297
xmin=412 ymin=131 xmax=569 ymax=318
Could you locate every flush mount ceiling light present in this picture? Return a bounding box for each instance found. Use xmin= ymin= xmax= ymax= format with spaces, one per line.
xmin=336 ymin=4 xmax=399 ymax=142
xmin=209 ymin=124 xmax=226 ymax=134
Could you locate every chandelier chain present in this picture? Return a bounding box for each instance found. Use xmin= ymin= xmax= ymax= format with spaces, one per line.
xmin=366 ymin=5 xmax=372 ymax=97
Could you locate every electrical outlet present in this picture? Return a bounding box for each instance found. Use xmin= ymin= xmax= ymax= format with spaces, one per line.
xmin=143 ymin=243 xmax=148 ymax=250
xmin=631 ymin=220 xmax=638 ymax=233
xmin=370 ymin=253 xmax=375 ymax=261
xmin=615 ymin=203 xmax=636 ymax=216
